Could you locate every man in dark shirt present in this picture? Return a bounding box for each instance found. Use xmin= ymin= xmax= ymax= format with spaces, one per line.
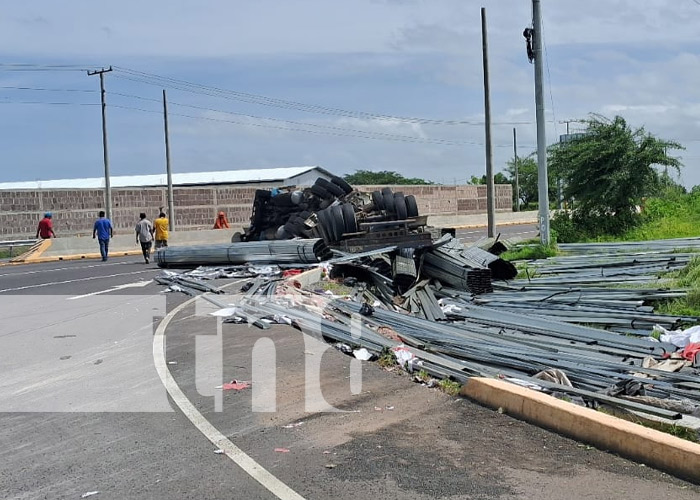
xmin=36 ymin=212 xmax=56 ymax=239
xmin=92 ymin=211 xmax=113 ymax=262
xmin=135 ymin=213 xmax=154 ymax=264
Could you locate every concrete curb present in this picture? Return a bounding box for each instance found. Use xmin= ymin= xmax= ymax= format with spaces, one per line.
xmin=0 ymin=249 xmax=143 ymax=266
xmin=460 ymin=377 xmax=700 ymax=483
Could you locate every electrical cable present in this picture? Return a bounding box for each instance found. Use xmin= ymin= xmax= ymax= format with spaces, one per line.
xmin=109 ymin=91 xmax=490 ymax=146
xmin=112 ymin=66 xmax=533 ymax=127
xmin=0 ymin=85 xmax=97 ymax=93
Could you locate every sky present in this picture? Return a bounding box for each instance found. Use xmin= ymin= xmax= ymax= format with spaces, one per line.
xmin=1 ymin=0 xmax=699 ymax=187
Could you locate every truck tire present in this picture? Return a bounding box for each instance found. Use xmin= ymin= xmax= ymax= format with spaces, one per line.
xmin=330 ymin=175 xmax=353 ymax=194
xmin=310 ymin=184 xmax=332 ymax=200
xmin=371 ymin=190 xmax=384 ymax=210
xmin=405 ymin=195 xmax=419 ymax=217
xmin=341 ymin=203 xmax=357 ymax=233
xmin=394 ymin=192 xmax=407 ymax=220
xmin=315 ymin=178 xmax=345 ymax=197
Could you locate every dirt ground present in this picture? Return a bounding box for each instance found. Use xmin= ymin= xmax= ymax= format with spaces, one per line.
xmin=165 ymin=306 xmax=700 ymax=499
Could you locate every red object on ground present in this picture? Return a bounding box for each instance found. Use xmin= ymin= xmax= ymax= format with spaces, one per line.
xmin=274 ymin=448 xmax=290 ymax=453
xmin=221 ymin=380 xmax=251 ymax=391
xmin=282 ymin=269 xmax=302 ymax=278
xmin=681 ymin=342 xmax=700 ymax=363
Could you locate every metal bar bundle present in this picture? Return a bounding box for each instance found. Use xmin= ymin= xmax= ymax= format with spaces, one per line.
xmin=155 ymin=239 xmax=332 ymax=267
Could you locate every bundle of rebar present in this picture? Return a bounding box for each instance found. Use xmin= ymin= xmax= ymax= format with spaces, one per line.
xmin=155 ymin=239 xmax=332 ymax=267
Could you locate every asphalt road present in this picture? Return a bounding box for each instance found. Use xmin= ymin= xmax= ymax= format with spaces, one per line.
xmin=456 ymin=222 xmax=538 ymax=243
xmin=1 ymin=256 xmax=698 ymax=499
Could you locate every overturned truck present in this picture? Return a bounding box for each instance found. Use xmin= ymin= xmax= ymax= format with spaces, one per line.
xmin=155 ymin=175 xmax=518 ymax=294
xmin=239 ymin=175 xmax=430 ymax=252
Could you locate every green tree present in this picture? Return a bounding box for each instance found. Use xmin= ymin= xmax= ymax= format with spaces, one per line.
xmin=469 ymin=172 xmax=511 ymax=185
xmin=549 ymin=115 xmax=683 ymax=236
xmin=343 ymin=170 xmax=433 ymax=185
xmin=505 ymin=154 xmax=556 ymax=209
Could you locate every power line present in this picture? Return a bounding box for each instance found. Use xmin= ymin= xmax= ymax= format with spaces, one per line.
xmin=0 ymin=85 xmax=97 ymax=93
xmin=108 ymin=104 xmax=471 ymax=146
xmin=109 ymin=102 xmax=536 ymax=149
xmin=0 ymin=63 xmax=93 ymax=72
xmin=109 ymin=91 xmax=482 ymax=146
xmin=0 ymin=100 xmax=99 ymax=106
xmin=112 ymin=66 xmax=534 ymax=127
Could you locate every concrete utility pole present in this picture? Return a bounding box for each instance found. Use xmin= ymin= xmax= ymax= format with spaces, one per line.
xmin=481 ymin=7 xmax=496 ymax=238
xmin=532 ymin=0 xmax=550 ymax=245
xmin=513 ymin=127 xmax=520 ymax=212
xmin=87 ymin=66 xmax=113 ymax=221
xmin=162 ymin=89 xmax=175 ymax=231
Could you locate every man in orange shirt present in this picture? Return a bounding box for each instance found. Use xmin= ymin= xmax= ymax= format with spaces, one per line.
xmin=153 ymin=212 xmax=169 ymax=248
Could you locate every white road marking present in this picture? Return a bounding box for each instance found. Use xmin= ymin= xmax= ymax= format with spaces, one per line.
xmin=67 ymin=280 xmax=153 ymax=300
xmin=0 ymin=261 xmax=131 ymax=278
xmin=0 ymin=270 xmax=154 ymax=293
xmin=153 ymin=290 xmax=306 ymax=500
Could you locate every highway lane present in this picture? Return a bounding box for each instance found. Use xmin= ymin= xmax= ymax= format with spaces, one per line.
xmin=0 ymin=257 xmax=161 ymax=295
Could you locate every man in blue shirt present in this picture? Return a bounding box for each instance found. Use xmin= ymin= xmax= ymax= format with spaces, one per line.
xmin=92 ymin=211 xmax=113 ymax=261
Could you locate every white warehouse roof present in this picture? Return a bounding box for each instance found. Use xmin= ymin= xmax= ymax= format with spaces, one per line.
xmin=0 ymin=166 xmax=332 ymax=190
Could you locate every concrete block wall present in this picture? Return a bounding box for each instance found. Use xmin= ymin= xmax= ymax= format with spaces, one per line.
xmin=0 ymin=183 xmax=512 ymax=240
xmin=354 ymin=184 xmax=512 ymax=216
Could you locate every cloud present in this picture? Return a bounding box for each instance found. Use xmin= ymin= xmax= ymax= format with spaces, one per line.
xmin=1 ymin=0 xmax=700 ymax=187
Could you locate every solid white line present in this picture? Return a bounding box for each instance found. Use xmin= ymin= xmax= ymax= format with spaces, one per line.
xmin=0 ymin=270 xmax=154 ymax=293
xmin=0 ymin=261 xmax=131 ymax=278
xmin=153 ymin=292 xmax=306 ymax=500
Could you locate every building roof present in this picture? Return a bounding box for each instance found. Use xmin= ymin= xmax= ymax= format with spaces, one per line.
xmin=0 ymin=166 xmax=330 ymax=190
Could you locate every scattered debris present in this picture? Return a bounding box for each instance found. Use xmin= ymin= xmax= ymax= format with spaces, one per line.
xmin=217 ymin=380 xmax=251 ymax=391
xmin=274 ymin=448 xmax=290 ymax=453
xmin=148 ymin=177 xmax=700 ymax=428
xmin=214 ymin=449 xmax=225 ymax=454
xmin=353 ymin=348 xmax=374 ymax=361
xmin=81 ymin=492 xmax=100 ymax=499
xmin=282 ymin=422 xmax=305 ymax=429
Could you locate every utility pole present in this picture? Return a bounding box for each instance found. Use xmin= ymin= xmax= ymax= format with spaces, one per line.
xmin=162 ymin=89 xmax=175 ymax=231
xmin=87 ymin=66 xmax=113 ymax=221
xmin=532 ymin=0 xmax=550 ymax=245
xmin=481 ymin=7 xmax=496 ymax=238
xmin=513 ymin=127 xmax=520 ymax=212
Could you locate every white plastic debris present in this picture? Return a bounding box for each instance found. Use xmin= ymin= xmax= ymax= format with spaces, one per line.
xmin=214 ymin=449 xmax=225 ymax=454
xmin=210 ymin=307 xmax=238 ymax=318
xmin=653 ymin=324 xmax=700 ymax=348
xmin=81 ymin=492 xmax=100 ymax=499
xmin=353 ymin=348 xmax=373 ymax=361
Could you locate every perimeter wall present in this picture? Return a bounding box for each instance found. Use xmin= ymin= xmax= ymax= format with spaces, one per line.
xmin=0 ymin=183 xmax=512 ymax=239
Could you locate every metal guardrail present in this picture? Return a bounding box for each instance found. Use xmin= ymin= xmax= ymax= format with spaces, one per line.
xmin=0 ymin=239 xmax=39 ymax=258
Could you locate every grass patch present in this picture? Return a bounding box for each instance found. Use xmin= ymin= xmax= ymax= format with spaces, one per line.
xmin=501 ymin=244 xmax=558 ymax=261
xmin=656 ymin=257 xmax=700 ymax=317
xmin=377 ymin=348 xmax=397 ymax=368
xmin=437 ymin=378 xmax=462 ymax=396
xmin=0 ymin=246 xmax=31 ymax=259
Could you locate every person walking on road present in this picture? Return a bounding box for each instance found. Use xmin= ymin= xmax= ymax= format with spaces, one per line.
xmin=135 ymin=213 xmax=154 ymax=263
xmin=153 ymin=212 xmax=169 ymax=249
xmin=35 ymin=212 xmax=56 ymax=239
xmin=92 ymin=211 xmax=113 ymax=262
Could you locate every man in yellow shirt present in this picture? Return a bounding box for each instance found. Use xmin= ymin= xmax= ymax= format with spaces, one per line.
xmin=154 ymin=212 xmax=169 ymax=248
